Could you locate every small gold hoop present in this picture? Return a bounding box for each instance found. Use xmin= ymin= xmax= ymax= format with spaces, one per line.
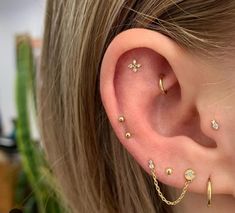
xmin=207 ymin=177 xmax=212 ymax=207
xmin=159 ymin=74 xmax=167 ymax=95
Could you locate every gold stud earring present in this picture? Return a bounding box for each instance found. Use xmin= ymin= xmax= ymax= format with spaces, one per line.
xmin=185 ymin=169 xmax=196 ymax=181
xmin=148 ymin=159 xmax=195 ymax=206
xmin=211 ymin=119 xmax=219 ymax=131
xmin=128 ymin=59 xmax=141 ymax=72
xmin=118 ymin=116 xmax=125 ymax=123
xmin=207 ymin=177 xmax=212 ymax=207
xmin=159 ymin=74 xmax=167 ymax=95
xmin=125 ymin=132 xmax=132 ymax=139
xmin=165 ymin=168 xmax=173 ymax=176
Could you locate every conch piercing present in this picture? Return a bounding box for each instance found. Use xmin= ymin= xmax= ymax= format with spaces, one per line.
xmin=207 ymin=177 xmax=212 ymax=207
xmin=118 ymin=116 xmax=132 ymax=139
xmin=211 ymin=119 xmax=219 ymax=131
xmin=149 ymin=159 xmax=195 ymax=206
xmin=128 ymin=59 xmax=141 ymax=72
xmin=159 ymin=74 xmax=168 ymax=95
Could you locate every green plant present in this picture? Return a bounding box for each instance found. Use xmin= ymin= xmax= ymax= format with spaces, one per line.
xmin=15 ymin=35 xmax=67 ymax=213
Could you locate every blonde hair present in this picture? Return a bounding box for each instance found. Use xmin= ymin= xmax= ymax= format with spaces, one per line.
xmin=39 ymin=0 xmax=235 ymax=212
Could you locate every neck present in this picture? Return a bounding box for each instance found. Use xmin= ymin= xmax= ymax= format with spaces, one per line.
xmin=172 ymin=191 xmax=235 ymax=213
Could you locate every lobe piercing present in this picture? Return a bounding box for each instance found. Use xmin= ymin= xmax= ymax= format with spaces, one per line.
xmin=128 ymin=59 xmax=141 ymax=72
xmin=211 ymin=119 xmax=219 ymax=131
xmin=159 ymin=74 xmax=167 ymax=95
xmin=165 ymin=168 xmax=173 ymax=176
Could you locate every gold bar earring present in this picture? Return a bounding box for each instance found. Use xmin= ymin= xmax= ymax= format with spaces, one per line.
xmin=118 ymin=115 xmax=132 ymax=139
xmin=148 ymin=159 xmax=195 ymax=206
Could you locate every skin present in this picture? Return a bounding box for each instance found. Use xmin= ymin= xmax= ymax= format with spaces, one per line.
xmin=100 ymin=28 xmax=235 ymax=213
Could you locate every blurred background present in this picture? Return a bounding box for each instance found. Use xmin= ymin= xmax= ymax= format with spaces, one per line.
xmin=0 ymin=1 xmax=67 ymax=212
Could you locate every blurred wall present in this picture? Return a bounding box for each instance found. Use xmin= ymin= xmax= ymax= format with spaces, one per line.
xmin=0 ymin=0 xmax=45 ymax=135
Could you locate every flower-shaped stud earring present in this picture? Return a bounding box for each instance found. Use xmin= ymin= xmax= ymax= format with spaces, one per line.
xmin=128 ymin=59 xmax=141 ymax=72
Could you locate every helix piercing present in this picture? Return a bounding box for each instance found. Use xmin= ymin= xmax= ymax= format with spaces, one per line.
xmin=128 ymin=59 xmax=141 ymax=72
xmin=159 ymin=74 xmax=167 ymax=95
xmin=211 ymin=119 xmax=219 ymax=131
xmin=148 ymin=159 xmax=195 ymax=206
xmin=207 ymin=177 xmax=212 ymax=207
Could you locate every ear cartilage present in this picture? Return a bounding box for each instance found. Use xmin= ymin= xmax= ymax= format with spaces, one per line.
xmin=165 ymin=168 xmax=173 ymax=176
xmin=128 ymin=59 xmax=141 ymax=72
xmin=211 ymin=119 xmax=219 ymax=130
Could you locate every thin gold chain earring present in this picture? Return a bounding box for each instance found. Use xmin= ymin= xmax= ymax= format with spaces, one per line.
xmin=148 ymin=159 xmax=195 ymax=206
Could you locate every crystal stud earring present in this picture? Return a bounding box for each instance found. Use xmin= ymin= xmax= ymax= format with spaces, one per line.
xmin=211 ymin=119 xmax=219 ymax=131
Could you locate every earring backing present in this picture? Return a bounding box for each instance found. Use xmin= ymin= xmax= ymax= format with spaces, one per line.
xmin=159 ymin=74 xmax=167 ymax=95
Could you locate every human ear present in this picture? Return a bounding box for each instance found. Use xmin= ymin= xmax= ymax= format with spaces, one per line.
xmin=99 ymin=28 xmax=232 ymax=196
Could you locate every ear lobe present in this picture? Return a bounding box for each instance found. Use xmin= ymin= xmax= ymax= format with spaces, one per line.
xmin=100 ymin=29 xmax=233 ymax=196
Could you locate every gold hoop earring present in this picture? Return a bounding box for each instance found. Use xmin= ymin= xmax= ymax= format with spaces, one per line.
xmin=148 ymin=160 xmax=195 ymax=206
xmin=159 ymin=74 xmax=167 ymax=95
xmin=207 ymin=177 xmax=212 ymax=207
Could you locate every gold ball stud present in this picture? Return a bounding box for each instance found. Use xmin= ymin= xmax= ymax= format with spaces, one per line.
xmin=125 ymin=132 xmax=132 ymax=139
xmin=118 ymin=116 xmax=125 ymax=123
xmin=166 ymin=168 xmax=173 ymax=176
